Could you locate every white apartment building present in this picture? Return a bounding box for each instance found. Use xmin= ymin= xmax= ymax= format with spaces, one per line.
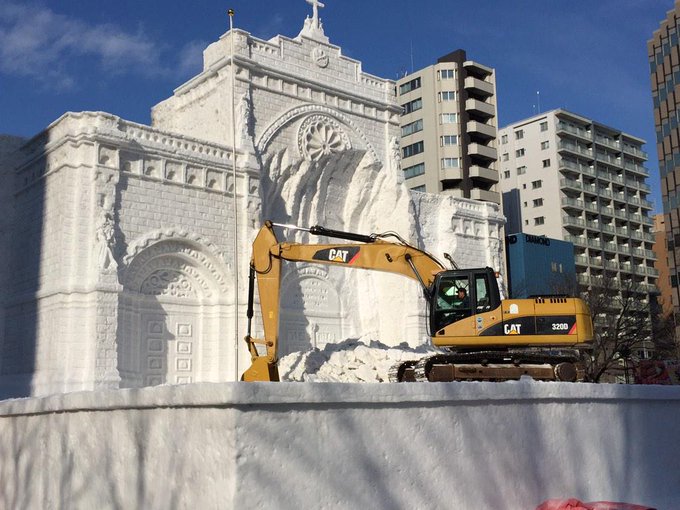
xmin=396 ymin=50 xmax=500 ymax=203
xmin=498 ymin=109 xmax=658 ymax=296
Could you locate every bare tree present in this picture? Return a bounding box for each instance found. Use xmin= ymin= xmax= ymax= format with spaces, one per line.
xmin=650 ymin=310 xmax=680 ymax=359
xmin=578 ymin=274 xmax=652 ymax=382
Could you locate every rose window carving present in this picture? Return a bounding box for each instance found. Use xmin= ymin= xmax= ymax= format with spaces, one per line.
xmin=298 ymin=115 xmax=350 ymax=161
xmin=141 ymin=269 xmax=197 ymax=298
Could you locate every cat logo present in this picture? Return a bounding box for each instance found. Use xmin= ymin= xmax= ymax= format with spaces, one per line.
xmin=504 ymin=323 xmax=522 ymax=335
xmin=328 ymin=248 xmax=350 ymax=263
xmin=312 ymin=247 xmax=361 ymax=265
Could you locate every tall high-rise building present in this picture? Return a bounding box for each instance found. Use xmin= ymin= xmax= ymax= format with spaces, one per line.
xmin=653 ymin=214 xmax=673 ymax=318
xmin=396 ymin=50 xmax=500 ymax=203
xmin=498 ymin=109 xmax=657 ymax=301
xmin=650 ymin=1 xmax=680 ymax=336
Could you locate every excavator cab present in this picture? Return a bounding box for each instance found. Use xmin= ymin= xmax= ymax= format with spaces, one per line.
xmin=430 ymin=267 xmax=501 ymax=333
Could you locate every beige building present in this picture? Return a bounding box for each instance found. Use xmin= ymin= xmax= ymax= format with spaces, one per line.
xmin=498 ymin=109 xmax=657 ymax=298
xmin=396 ymin=50 xmax=500 ymax=203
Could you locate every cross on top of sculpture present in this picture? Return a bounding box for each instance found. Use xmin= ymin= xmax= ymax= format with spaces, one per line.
xmin=299 ymin=0 xmax=328 ymax=42
xmin=306 ymin=0 xmax=325 ymax=29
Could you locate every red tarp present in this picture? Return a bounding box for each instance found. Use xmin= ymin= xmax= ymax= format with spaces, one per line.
xmin=536 ymin=499 xmax=656 ymax=510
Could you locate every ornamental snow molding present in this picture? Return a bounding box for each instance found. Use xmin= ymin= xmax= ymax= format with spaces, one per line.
xmin=121 ymin=229 xmax=232 ymax=302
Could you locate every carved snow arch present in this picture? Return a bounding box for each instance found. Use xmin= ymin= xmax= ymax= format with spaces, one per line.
xmin=122 ymin=229 xmax=230 ymax=303
xmin=256 ymin=104 xmax=380 ymax=163
xmin=118 ymin=230 xmax=232 ymax=388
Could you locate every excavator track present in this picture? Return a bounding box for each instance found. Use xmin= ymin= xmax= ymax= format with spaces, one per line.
xmin=388 ymin=360 xmax=420 ymax=382
xmin=392 ymin=350 xmax=584 ymax=383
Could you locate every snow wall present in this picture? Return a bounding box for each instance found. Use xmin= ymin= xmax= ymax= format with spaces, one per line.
xmin=1 ymin=382 xmax=678 ymax=509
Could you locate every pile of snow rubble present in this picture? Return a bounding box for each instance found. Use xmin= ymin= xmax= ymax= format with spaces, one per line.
xmin=278 ymin=338 xmax=439 ymax=382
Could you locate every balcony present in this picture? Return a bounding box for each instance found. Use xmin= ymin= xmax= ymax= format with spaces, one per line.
xmin=468 ymin=143 xmax=497 ymax=161
xmin=464 ymin=76 xmax=494 ymax=97
xmin=584 ymin=201 xmax=599 ymax=213
xmin=597 ymin=187 xmax=612 ymax=198
xmin=463 ymin=60 xmax=493 ymax=77
xmin=560 ymin=178 xmax=582 ymax=191
xmin=624 ymin=161 xmax=649 ymax=176
xmin=594 ymin=136 xmax=621 ymax=151
xmin=563 ymin=216 xmax=586 ymax=228
xmin=587 ymin=238 xmax=603 ymax=249
xmin=565 ymin=234 xmax=587 ymax=246
xmin=465 ymin=98 xmax=495 ymax=118
xmin=622 ymin=144 xmax=648 ymax=160
xmin=469 ymin=165 xmax=498 ymax=183
xmin=595 ymin=152 xmax=621 ymax=167
xmin=558 ymin=141 xmax=593 ymax=159
xmin=561 ymin=197 xmax=584 ymax=210
xmin=604 ymin=260 xmax=619 ymax=270
xmin=470 ymin=188 xmax=500 ymax=203
xmin=575 ymin=255 xmax=589 ymax=266
xmin=603 ymin=242 xmax=619 ymax=253
xmin=467 ymin=120 xmax=496 ymax=139
xmin=557 ymin=122 xmax=592 ymax=142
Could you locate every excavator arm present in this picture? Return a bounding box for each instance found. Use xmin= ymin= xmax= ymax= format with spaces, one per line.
xmin=242 ymin=221 xmax=445 ymax=381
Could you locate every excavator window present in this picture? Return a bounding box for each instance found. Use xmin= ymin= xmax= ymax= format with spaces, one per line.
xmin=433 ymin=274 xmax=472 ymax=330
xmin=431 ymin=269 xmax=501 ymax=332
xmin=475 ymin=273 xmax=491 ymax=312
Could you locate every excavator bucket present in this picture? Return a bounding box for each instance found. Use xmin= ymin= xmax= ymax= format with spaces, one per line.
xmin=241 ymin=357 xmax=280 ymax=382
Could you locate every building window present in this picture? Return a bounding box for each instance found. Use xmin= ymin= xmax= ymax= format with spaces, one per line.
xmin=412 ymin=184 xmax=426 ymax=192
xmin=440 ymin=113 xmax=457 ymax=124
xmin=441 ymin=158 xmax=459 ymax=168
xmin=402 ymin=141 xmax=424 ymax=158
xmin=440 ymin=135 xmax=458 ymax=146
xmin=401 ymin=98 xmax=422 ymax=115
xmin=542 ymin=159 xmax=551 ymax=168
xmin=532 ymin=179 xmax=543 ymax=189
xmin=517 ymin=165 xmax=527 ymax=175
xmin=503 ymin=170 xmax=510 ymax=178
xmin=540 ymin=121 xmax=548 ymax=132
xmin=501 ymin=134 xmax=508 ymax=144
xmin=401 ymin=119 xmax=423 ymax=136
xmin=533 ymin=198 xmax=544 ymax=207
xmin=399 ymin=77 xmax=421 ymax=95
xmin=525 ymin=219 xmax=529 ymax=225
xmin=502 ymin=153 xmax=509 ymax=161
xmin=541 ymin=140 xmax=550 ymax=150
xmin=516 ymin=148 xmax=526 ymax=157
xmin=515 ymin=129 xmax=524 ymax=140
xmin=438 ymin=91 xmax=456 ymax=101
xmin=439 ymin=69 xmax=456 ymax=79
xmin=403 ymin=163 xmax=425 ymax=179
xmin=534 ymin=216 xmax=545 ymax=225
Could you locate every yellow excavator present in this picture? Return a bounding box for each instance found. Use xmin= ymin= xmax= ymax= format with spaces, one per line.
xmin=242 ymin=221 xmax=594 ymax=382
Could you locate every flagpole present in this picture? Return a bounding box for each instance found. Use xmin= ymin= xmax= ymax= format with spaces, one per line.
xmin=228 ymin=8 xmax=239 ymax=381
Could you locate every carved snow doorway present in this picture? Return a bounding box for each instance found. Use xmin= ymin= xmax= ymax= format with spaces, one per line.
xmin=118 ymin=234 xmax=230 ymax=388
xmin=279 ymin=265 xmax=347 ymax=356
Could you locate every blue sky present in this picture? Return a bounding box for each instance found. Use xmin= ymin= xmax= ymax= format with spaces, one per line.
xmin=0 ymin=0 xmax=671 ymax=211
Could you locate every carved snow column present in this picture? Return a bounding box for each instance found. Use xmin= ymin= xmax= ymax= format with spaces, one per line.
xmin=92 ymin=146 xmax=123 ymax=389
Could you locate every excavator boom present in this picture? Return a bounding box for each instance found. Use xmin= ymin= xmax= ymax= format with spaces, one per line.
xmin=242 ymin=221 xmax=445 ymax=381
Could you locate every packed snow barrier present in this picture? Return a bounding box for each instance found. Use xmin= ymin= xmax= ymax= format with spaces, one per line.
xmin=0 ymin=382 xmax=677 ymax=509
